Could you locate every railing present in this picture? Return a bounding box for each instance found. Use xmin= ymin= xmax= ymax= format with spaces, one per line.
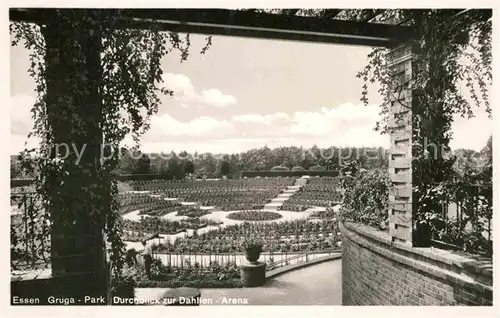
xmin=433 ymin=182 xmax=493 ymax=256
xmin=148 ymin=249 xmax=340 ymax=271
xmin=10 ymin=191 xmax=51 ymax=272
xmin=265 ymin=248 xmax=340 ymax=271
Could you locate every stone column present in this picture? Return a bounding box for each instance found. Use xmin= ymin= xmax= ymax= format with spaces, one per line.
xmin=386 ymin=44 xmax=414 ymax=245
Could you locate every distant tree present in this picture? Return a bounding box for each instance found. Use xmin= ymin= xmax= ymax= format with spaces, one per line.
xmin=135 ymin=154 xmax=151 ymax=174
xmin=184 ymin=160 xmax=194 ymax=174
xmin=478 ymin=135 xmax=493 ymax=182
xmin=220 ymin=160 xmax=230 ymax=176
xmin=168 ymin=156 xmax=185 ymax=180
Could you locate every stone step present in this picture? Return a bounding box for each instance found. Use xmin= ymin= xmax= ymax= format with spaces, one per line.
xmin=200 ymin=206 xmax=216 ymax=212
xmin=180 ymin=202 xmax=198 ymax=206
xmin=265 ymin=202 xmax=283 ymax=207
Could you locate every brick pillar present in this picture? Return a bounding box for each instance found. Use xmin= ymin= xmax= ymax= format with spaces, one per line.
xmin=41 ymin=13 xmax=109 ymax=302
xmin=387 ymin=44 xmax=414 ymax=245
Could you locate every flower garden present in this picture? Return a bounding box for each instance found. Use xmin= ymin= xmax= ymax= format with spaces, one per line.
xmin=12 ymin=176 xmax=343 ymax=287
xmin=121 ymin=217 xmax=222 ymax=242
xmin=117 ymin=193 xmax=183 ymax=216
xmin=122 ymin=218 xmax=341 ymax=288
xmin=125 ymin=178 xmax=295 ymax=211
xmin=115 ymin=176 xmax=344 ymax=288
xmin=280 ymin=177 xmax=343 ymax=211
xmin=154 ymin=220 xmax=340 ymax=254
xmin=226 ymin=211 xmax=283 ymax=221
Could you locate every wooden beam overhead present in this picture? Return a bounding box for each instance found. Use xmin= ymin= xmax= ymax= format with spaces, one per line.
xmin=321 ymin=9 xmax=344 ymax=19
xmin=358 ymin=9 xmax=385 ymax=22
xmin=9 ymin=8 xmax=417 ymax=47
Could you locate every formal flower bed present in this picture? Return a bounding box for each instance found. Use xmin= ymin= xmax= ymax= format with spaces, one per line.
xmin=117 ymin=193 xmax=182 ymax=216
xmin=226 ymin=210 xmax=283 ymax=221
xmin=155 ymin=219 xmax=340 ymax=254
xmin=131 ymin=259 xmax=242 ymax=288
xmin=129 ymin=178 xmax=294 ymax=211
xmin=121 ymin=217 xmax=221 ymax=241
xmin=176 ymin=207 xmax=210 ymax=218
xmin=309 ymin=208 xmax=337 ymax=219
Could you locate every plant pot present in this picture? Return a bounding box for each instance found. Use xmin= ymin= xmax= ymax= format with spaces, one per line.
xmin=244 ymin=246 xmax=262 ymax=263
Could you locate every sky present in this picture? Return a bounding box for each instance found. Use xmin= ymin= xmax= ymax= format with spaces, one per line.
xmin=10 ymin=33 xmax=493 ymax=155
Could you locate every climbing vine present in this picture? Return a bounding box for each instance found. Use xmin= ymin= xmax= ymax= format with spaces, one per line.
xmin=356 ymin=9 xmax=492 ymax=251
xmin=10 ymin=9 xmax=212 ymax=279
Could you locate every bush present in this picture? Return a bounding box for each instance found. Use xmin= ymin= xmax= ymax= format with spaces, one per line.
xmin=291 ymin=166 xmax=305 ymax=171
xmin=309 ymin=165 xmax=325 ymax=171
xmin=270 ymin=166 xmax=289 ymax=171
xmin=340 ymin=168 xmax=389 ymax=228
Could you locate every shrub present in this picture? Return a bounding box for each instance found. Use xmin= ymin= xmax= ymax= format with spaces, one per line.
xmin=309 ymin=165 xmax=325 ymax=171
xmin=270 ymin=165 xmax=289 ymax=171
xmin=340 ymin=168 xmax=389 ymax=228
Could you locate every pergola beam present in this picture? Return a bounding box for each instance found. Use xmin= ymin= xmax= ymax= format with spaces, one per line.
xmin=358 ymin=9 xmax=385 ymax=22
xmin=9 ymin=8 xmax=418 ymax=48
xmin=321 ymin=9 xmax=344 ymax=19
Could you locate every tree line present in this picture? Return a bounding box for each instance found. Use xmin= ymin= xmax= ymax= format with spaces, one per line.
xmin=11 ymin=145 xmax=389 ymax=179
xmin=11 ymin=139 xmax=491 ymax=180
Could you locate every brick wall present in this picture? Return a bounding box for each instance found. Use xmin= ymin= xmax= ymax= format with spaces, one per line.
xmin=341 ymin=222 xmax=493 ymax=306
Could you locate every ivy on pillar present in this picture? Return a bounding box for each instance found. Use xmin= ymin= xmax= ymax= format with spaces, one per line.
xmin=41 ymin=12 xmax=108 ymax=302
xmin=386 ymin=44 xmax=414 ymax=245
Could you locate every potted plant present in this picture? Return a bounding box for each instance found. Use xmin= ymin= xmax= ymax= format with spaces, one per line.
xmin=242 ymin=236 xmax=263 ymax=264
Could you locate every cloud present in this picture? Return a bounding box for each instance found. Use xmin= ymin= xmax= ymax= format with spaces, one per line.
xmin=232 ymin=112 xmax=289 ymax=125
xmin=135 ymin=103 xmax=387 ymax=150
xmin=8 ymin=97 xmax=390 ymax=155
xmin=290 ymin=104 xmax=381 ymax=136
xmin=139 ymin=137 xmax=296 ymax=154
xmin=162 ymin=73 xmax=237 ymax=108
xmin=199 ymin=89 xmax=237 ymax=108
xmin=142 ymin=113 xmax=235 ymax=142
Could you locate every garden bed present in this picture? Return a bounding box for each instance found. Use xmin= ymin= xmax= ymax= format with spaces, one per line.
xmin=155 ymin=219 xmax=340 ymax=254
xmin=131 ymin=260 xmax=243 ymax=288
xmin=226 ymin=211 xmax=283 ymax=221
